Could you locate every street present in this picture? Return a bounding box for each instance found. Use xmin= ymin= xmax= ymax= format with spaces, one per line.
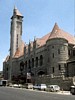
xmin=0 ymin=87 xmax=75 ymax=100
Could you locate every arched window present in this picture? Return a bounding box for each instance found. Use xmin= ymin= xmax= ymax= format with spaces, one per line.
xmin=36 ymin=57 xmax=38 ymax=67
xmin=40 ymin=55 xmax=43 ymax=66
xmin=28 ymin=60 xmax=31 ymax=69
xmin=25 ymin=61 xmax=27 ymax=68
xmin=32 ymin=58 xmax=34 ymax=68
xmin=20 ymin=61 xmax=24 ymax=70
xmin=20 ymin=61 xmax=24 ymax=75
xmin=38 ymin=71 xmax=45 ymax=76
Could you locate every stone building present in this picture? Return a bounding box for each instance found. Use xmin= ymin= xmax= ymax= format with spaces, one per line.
xmin=3 ymin=8 xmax=75 ymax=89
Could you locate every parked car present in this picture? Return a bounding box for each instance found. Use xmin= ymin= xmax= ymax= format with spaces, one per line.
xmin=38 ymin=84 xmax=47 ymax=91
xmin=47 ymin=85 xmax=60 ymax=92
xmin=0 ymin=80 xmax=8 ymax=86
xmin=12 ymin=84 xmax=19 ymax=88
xmin=33 ymin=84 xmax=47 ymax=91
xmin=70 ymin=86 xmax=75 ymax=95
xmin=24 ymin=83 xmax=33 ymax=89
xmin=33 ymin=84 xmax=39 ymax=90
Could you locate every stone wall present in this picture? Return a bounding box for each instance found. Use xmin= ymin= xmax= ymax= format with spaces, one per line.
xmin=33 ymin=75 xmax=73 ymax=90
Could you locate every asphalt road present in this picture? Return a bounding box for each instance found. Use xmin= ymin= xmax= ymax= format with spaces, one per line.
xmin=0 ymin=87 xmax=75 ymax=100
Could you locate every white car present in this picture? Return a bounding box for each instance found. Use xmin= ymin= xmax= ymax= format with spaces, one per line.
xmin=38 ymin=84 xmax=47 ymax=91
xmin=70 ymin=86 xmax=75 ymax=95
xmin=12 ymin=84 xmax=22 ymax=88
xmin=47 ymin=85 xmax=60 ymax=92
xmin=33 ymin=84 xmax=39 ymax=90
xmin=33 ymin=84 xmax=47 ymax=91
xmin=13 ymin=84 xmax=19 ymax=88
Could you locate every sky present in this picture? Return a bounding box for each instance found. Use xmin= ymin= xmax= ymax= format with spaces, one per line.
xmin=0 ymin=0 xmax=74 ymax=71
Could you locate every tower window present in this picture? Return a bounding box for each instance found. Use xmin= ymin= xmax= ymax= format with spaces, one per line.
xmin=52 ymin=46 xmax=54 ymax=48
xmin=48 ymin=57 xmax=50 ymax=62
xmin=52 ymin=67 xmax=54 ymax=73
xmin=68 ymin=50 xmax=71 ymax=56
xmin=17 ymin=16 xmax=20 ymax=19
xmin=58 ymin=49 xmax=60 ymax=54
xmin=16 ymin=34 xmax=18 ymax=50
xmin=58 ymin=64 xmax=61 ymax=70
xmin=52 ymin=53 xmax=54 ymax=58
xmin=73 ymin=50 xmax=75 ymax=56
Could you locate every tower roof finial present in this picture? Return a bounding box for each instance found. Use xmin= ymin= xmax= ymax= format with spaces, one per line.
xmin=14 ymin=5 xmax=17 ymax=10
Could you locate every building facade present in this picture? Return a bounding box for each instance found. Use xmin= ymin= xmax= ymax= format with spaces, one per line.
xmin=3 ymin=8 xmax=75 ymax=89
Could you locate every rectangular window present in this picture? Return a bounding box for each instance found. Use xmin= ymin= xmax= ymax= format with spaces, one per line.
xmin=68 ymin=50 xmax=71 ymax=56
xmin=52 ymin=67 xmax=54 ymax=73
xmin=63 ymin=46 xmax=65 ymax=50
xmin=58 ymin=49 xmax=60 ymax=54
xmin=73 ymin=50 xmax=75 ymax=56
xmin=58 ymin=64 xmax=61 ymax=70
xmin=16 ymin=34 xmax=18 ymax=50
xmin=48 ymin=57 xmax=50 ymax=62
xmin=52 ymin=53 xmax=54 ymax=58
xmin=52 ymin=46 xmax=54 ymax=48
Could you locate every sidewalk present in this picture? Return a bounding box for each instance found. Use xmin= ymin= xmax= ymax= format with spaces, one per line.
xmin=56 ymin=91 xmax=71 ymax=95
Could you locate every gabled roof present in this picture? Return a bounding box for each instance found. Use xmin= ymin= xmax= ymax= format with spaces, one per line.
xmin=48 ymin=23 xmax=75 ymax=44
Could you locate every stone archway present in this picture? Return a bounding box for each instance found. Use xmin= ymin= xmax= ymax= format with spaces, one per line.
xmin=38 ymin=71 xmax=45 ymax=76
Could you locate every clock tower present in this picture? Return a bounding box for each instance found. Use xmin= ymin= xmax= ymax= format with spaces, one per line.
xmin=10 ymin=7 xmax=23 ymax=57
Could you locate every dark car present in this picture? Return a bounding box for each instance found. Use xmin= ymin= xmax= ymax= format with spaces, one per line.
xmin=70 ymin=86 xmax=75 ymax=95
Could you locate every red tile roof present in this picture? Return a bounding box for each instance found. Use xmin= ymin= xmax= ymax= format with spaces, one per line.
xmin=36 ymin=33 xmax=50 ymax=47
xmin=5 ymin=23 xmax=75 ymax=61
xmin=31 ymin=23 xmax=75 ymax=48
xmin=14 ymin=41 xmax=25 ymax=58
xmin=48 ymin=23 xmax=75 ymax=44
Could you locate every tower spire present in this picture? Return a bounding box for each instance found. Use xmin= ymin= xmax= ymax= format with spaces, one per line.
xmin=13 ymin=6 xmax=23 ymax=17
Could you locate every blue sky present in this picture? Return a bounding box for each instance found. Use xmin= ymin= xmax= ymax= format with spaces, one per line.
xmin=0 ymin=0 xmax=74 ymax=71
